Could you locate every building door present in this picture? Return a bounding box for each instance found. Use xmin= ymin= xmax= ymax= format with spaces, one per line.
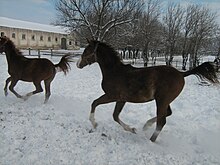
xmin=61 ymin=38 xmax=67 ymax=49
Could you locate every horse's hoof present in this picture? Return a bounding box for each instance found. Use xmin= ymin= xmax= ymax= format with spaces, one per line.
xmin=21 ymin=95 xmax=29 ymax=101
xmin=4 ymin=92 xmax=8 ymax=97
xmin=89 ymin=113 xmax=98 ymax=128
xmin=150 ymin=130 xmax=160 ymax=142
xmin=150 ymin=136 xmax=156 ymax=142
xmin=131 ymin=128 xmax=137 ymax=134
xmin=143 ymin=119 xmax=155 ymax=131
xmin=143 ymin=124 xmax=150 ymax=131
xmin=143 ymin=125 xmax=147 ymax=131
xmin=92 ymin=122 xmax=98 ymax=129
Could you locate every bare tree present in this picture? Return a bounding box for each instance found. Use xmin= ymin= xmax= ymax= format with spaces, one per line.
xmin=187 ymin=6 xmax=217 ymax=68
xmin=215 ymin=28 xmax=220 ymax=58
xmin=163 ymin=3 xmax=183 ymax=66
xmin=55 ymin=0 xmax=143 ymax=41
xmin=177 ymin=4 xmax=218 ymax=69
xmin=138 ymin=0 xmax=162 ymax=66
xmin=181 ymin=4 xmax=198 ymax=70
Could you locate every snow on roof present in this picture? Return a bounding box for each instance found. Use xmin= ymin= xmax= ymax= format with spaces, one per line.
xmin=0 ymin=17 xmax=68 ymax=34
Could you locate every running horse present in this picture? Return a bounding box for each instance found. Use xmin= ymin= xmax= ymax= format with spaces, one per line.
xmin=77 ymin=40 xmax=219 ymax=142
xmin=0 ymin=36 xmax=73 ymax=103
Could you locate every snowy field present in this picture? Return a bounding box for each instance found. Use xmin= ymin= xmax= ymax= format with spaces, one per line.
xmin=0 ymin=55 xmax=219 ymax=165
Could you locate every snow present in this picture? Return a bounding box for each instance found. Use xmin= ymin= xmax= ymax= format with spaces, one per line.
xmin=0 ymin=17 xmax=68 ymax=34
xmin=0 ymin=55 xmax=220 ymax=165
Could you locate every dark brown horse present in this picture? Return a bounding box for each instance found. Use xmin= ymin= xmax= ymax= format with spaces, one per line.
xmin=0 ymin=36 xmax=72 ymax=103
xmin=77 ymin=40 xmax=219 ymax=142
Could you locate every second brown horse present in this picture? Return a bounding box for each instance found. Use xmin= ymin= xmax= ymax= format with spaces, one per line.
xmin=77 ymin=40 xmax=219 ymax=142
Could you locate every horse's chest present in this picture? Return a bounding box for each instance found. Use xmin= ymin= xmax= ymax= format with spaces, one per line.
xmin=8 ymin=66 xmax=21 ymax=77
xmin=102 ymin=79 xmax=117 ymax=91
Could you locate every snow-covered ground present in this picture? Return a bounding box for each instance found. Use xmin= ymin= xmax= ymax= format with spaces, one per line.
xmin=0 ymin=55 xmax=219 ymax=165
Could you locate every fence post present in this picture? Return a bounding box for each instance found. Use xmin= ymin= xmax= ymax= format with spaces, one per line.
xmin=28 ymin=48 xmax=31 ymax=56
xmin=50 ymin=48 xmax=53 ymax=58
xmin=38 ymin=49 xmax=41 ymax=58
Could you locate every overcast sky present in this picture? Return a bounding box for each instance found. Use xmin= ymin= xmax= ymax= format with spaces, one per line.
xmin=0 ymin=0 xmax=220 ymax=25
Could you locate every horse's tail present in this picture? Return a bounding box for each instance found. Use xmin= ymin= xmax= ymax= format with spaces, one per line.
xmin=182 ymin=62 xmax=219 ymax=84
xmin=55 ymin=54 xmax=73 ymax=75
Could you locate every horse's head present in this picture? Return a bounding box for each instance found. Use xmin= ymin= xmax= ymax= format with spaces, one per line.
xmin=0 ymin=36 xmax=9 ymax=54
xmin=77 ymin=39 xmax=99 ymax=69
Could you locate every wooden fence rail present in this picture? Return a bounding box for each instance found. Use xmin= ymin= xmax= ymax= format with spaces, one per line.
xmin=22 ymin=48 xmax=216 ymax=71
xmin=24 ymin=48 xmax=81 ymax=58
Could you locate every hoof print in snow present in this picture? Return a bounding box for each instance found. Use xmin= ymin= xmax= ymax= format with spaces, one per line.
xmin=101 ymin=133 xmax=107 ymax=137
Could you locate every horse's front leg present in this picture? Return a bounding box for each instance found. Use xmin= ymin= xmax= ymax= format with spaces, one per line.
xmin=113 ymin=101 xmax=136 ymax=134
xmin=4 ymin=77 xmax=11 ymax=96
xmin=90 ymin=94 xmax=115 ymax=129
xmin=9 ymin=79 xmax=23 ymax=99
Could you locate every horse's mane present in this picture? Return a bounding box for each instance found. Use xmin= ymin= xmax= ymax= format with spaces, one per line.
xmin=5 ymin=37 xmax=23 ymax=56
xmin=95 ymin=41 xmax=122 ymax=64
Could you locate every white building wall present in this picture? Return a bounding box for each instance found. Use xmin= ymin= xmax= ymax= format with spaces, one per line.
xmin=0 ymin=26 xmax=78 ymax=50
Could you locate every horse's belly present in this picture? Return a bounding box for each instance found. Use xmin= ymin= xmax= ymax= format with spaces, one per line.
xmin=20 ymin=78 xmax=33 ymax=82
xmin=120 ymin=89 xmax=155 ymax=103
xmin=102 ymin=78 xmax=155 ymax=103
xmin=127 ymin=95 xmax=154 ymax=103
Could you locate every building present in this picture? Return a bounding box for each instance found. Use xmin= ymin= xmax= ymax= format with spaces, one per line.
xmin=0 ymin=17 xmax=79 ymax=50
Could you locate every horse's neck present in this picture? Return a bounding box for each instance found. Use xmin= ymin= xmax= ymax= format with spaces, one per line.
xmin=97 ymin=51 xmax=122 ymax=77
xmin=5 ymin=48 xmax=19 ymax=65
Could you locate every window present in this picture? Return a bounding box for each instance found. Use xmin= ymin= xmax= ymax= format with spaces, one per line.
xmin=32 ymin=35 xmax=35 ymax=41
xmin=40 ymin=36 xmax=43 ymax=41
xmin=12 ymin=33 xmax=16 ymax=38
xmin=22 ymin=34 xmax=26 ymax=40
xmin=69 ymin=41 xmax=72 ymax=45
xmin=48 ymin=36 xmax=51 ymax=42
xmin=1 ymin=32 xmax=5 ymax=36
xmin=55 ymin=37 xmax=58 ymax=42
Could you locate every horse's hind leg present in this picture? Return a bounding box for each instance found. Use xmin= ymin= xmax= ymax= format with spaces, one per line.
xmin=4 ymin=77 xmax=11 ymax=96
xmin=22 ymin=82 xmax=43 ymax=100
xmin=44 ymin=76 xmax=54 ymax=104
xmin=113 ymin=101 xmax=136 ymax=134
xmin=143 ymin=117 xmax=157 ymax=131
xmin=150 ymin=102 xmax=170 ymax=142
xmin=143 ymin=105 xmax=172 ymax=131
xmin=90 ymin=94 xmax=115 ymax=128
xmin=44 ymin=80 xmax=51 ymax=104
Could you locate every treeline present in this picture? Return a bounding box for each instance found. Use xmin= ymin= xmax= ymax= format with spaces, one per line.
xmin=55 ymin=0 xmax=220 ymax=69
